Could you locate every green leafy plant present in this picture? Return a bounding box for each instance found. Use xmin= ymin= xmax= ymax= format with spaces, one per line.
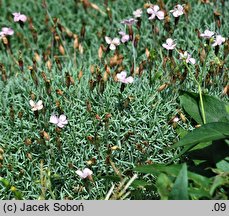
xmin=134 ymin=91 xmax=229 ymax=199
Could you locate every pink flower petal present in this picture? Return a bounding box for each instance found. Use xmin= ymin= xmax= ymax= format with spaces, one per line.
xmin=147 ymin=8 xmax=154 ymax=15
xmin=105 ymin=36 xmax=112 ymax=44
xmin=83 ymin=168 xmax=93 ymax=176
xmin=37 ymin=100 xmax=43 ymax=106
xmin=37 ymin=104 xmax=43 ymax=110
xmin=57 ymin=123 xmax=65 ymax=128
xmin=121 ymin=34 xmax=129 ymax=43
xmin=117 ymin=71 xmax=127 ymax=80
xmin=148 ymin=14 xmax=156 ymax=20
xmin=166 ymin=38 xmax=174 ymax=46
xmin=157 ymin=11 xmax=164 ymax=20
xmin=189 ymin=58 xmax=196 ymax=65
xmin=59 ymin=114 xmax=66 ymax=122
xmin=119 ymin=31 xmax=125 ymax=36
xmin=76 ymin=170 xmax=84 ymax=178
xmin=50 ymin=115 xmax=59 ymax=124
xmin=125 ymin=76 xmax=134 ymax=84
xmin=153 ymin=5 xmax=160 ymax=12
xmin=29 ymin=100 xmax=35 ymax=107
xmin=109 ymin=43 xmax=116 ymax=50
xmin=20 ymin=14 xmax=27 ymax=22
xmin=112 ymin=38 xmax=120 ymax=46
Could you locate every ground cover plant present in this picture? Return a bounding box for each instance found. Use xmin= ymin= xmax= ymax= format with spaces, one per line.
xmin=0 ymin=0 xmax=228 ymax=200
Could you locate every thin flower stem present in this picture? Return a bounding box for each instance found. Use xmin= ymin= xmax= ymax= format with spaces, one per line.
xmin=185 ymin=63 xmax=206 ymax=124
xmin=132 ymin=41 xmax=136 ymax=74
xmin=198 ymin=84 xmax=206 ymax=124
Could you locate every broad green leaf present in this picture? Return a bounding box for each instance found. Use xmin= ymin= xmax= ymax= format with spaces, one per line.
xmin=216 ymin=158 xmax=229 ymax=172
xmin=188 ymin=187 xmax=211 ymax=199
xmin=169 ymin=163 xmax=189 ymax=200
xmin=210 ymin=175 xmax=229 ymax=196
xmin=179 ymin=91 xmax=229 ymax=124
xmin=202 ymin=94 xmax=229 ymax=123
xmin=134 ymin=164 xmax=181 ymax=176
xmin=188 ymin=171 xmax=211 ymax=189
xmin=131 ymin=180 xmax=152 ymax=189
xmin=180 ymin=91 xmax=203 ymax=124
xmin=170 ymin=122 xmax=229 ymax=149
xmin=156 ymin=173 xmax=172 ymax=200
xmin=176 ymin=127 xmax=188 ymax=139
xmin=134 ymin=164 xmax=211 ymax=190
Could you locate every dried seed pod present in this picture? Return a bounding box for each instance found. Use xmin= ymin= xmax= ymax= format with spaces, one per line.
xmin=45 ymin=80 xmax=52 ymax=95
xmin=87 ymin=135 xmax=94 ymax=144
xmin=73 ymin=34 xmax=79 ymax=49
xmin=54 ymin=55 xmax=62 ymax=71
xmin=78 ymin=43 xmax=84 ymax=54
xmin=89 ymin=79 xmax=96 ymax=91
xmin=78 ymin=70 xmax=83 ymax=81
xmin=109 ymin=54 xmax=123 ymax=67
xmin=111 ymin=145 xmax=119 ymax=151
xmin=0 ymin=63 xmax=7 ymax=82
xmin=106 ymin=7 xmax=112 ymax=22
xmin=179 ymin=112 xmax=186 ymax=123
xmin=214 ymin=10 xmax=221 ymax=28
xmin=18 ymin=51 xmax=24 ymax=72
xmin=26 ymin=153 xmax=32 ymax=160
xmin=0 ymin=148 xmax=4 ymax=154
xmin=56 ymin=89 xmax=64 ymax=95
xmin=139 ymin=60 xmax=146 ymax=77
xmin=24 ymin=138 xmax=32 ymax=146
xmin=223 ymin=85 xmax=229 ymax=95
xmin=199 ymin=47 xmax=207 ymax=65
xmin=87 ymin=158 xmax=96 ymax=165
xmin=157 ymin=83 xmax=169 ymax=92
xmin=10 ymin=105 xmax=14 ymax=120
xmin=40 ymin=130 xmax=50 ymax=141
xmin=99 ymin=80 xmax=105 ymax=94
xmin=95 ymin=114 xmax=101 ymax=120
xmin=86 ymin=100 xmax=92 ymax=112
xmin=18 ymin=111 xmax=23 ymax=119
xmin=41 ymin=71 xmax=47 ymax=82
xmin=90 ymin=65 xmax=95 ymax=74
xmin=46 ymin=60 xmax=52 ymax=71
xmin=59 ymin=44 xmax=65 ymax=55
xmin=103 ymin=71 xmax=109 ymax=82
xmin=98 ymin=45 xmax=103 ymax=60
xmin=65 ymin=72 xmax=74 ymax=88
xmin=29 ymin=66 xmax=38 ymax=86
xmin=34 ymin=52 xmax=41 ymax=62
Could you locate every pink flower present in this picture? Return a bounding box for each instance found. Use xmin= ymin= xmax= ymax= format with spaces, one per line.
xmin=147 ymin=5 xmax=164 ymax=20
xmin=105 ymin=36 xmax=120 ymax=50
xmin=119 ymin=31 xmax=130 ymax=43
xmin=170 ymin=4 xmax=184 ymax=17
xmin=76 ymin=168 xmax=93 ymax=179
xmin=162 ymin=38 xmax=176 ymax=50
xmin=179 ymin=51 xmax=196 ymax=64
xmin=121 ymin=18 xmax=137 ymax=25
xmin=0 ymin=27 xmax=14 ymax=36
xmin=133 ymin=9 xmax=142 ymax=18
xmin=117 ymin=71 xmax=134 ymax=84
xmin=12 ymin=12 xmax=27 ymax=22
xmin=212 ymin=35 xmax=226 ymax=46
xmin=50 ymin=114 xmax=68 ymax=128
xmin=29 ymin=100 xmax=43 ymax=111
xmin=200 ymin=30 xmax=214 ymax=39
